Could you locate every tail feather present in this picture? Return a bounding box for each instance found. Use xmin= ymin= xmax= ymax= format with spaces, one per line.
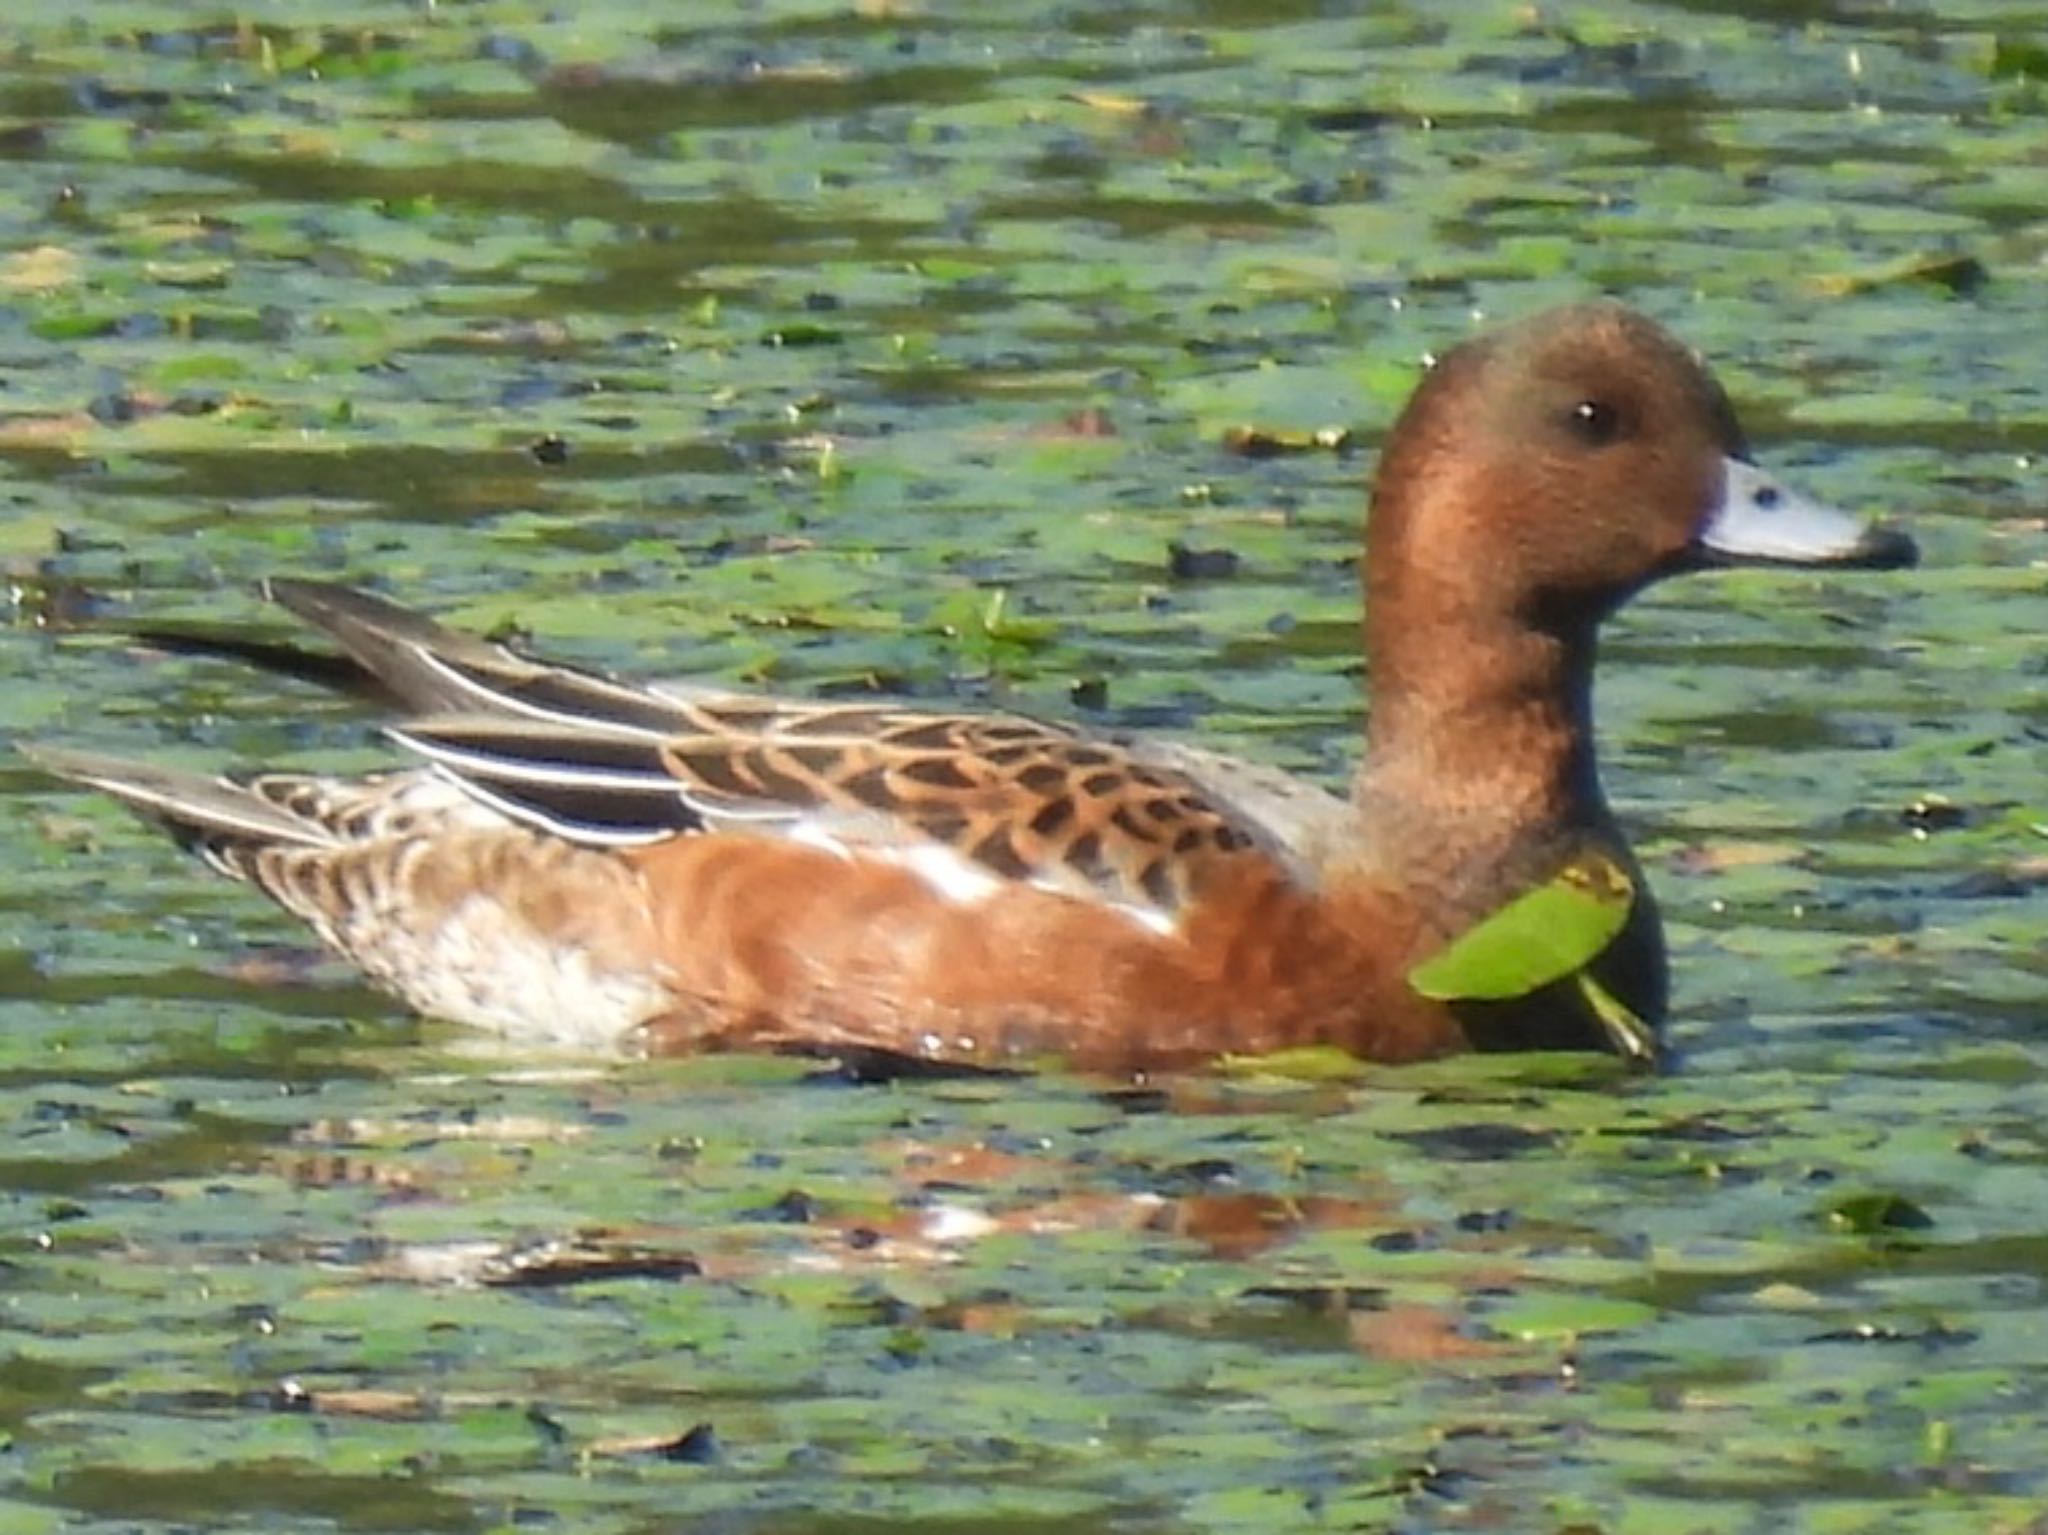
xmin=120 ymin=623 xmax=384 ymax=700
xmin=265 ymin=578 xmax=696 ymax=736
xmin=263 ymin=577 xmax=532 ymax=716
xmin=22 ymin=740 xmax=672 ymax=1042
xmin=20 ymin=744 xmax=339 ymax=854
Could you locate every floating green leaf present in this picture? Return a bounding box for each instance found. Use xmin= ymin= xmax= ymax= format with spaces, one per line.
xmin=1214 ymin=1045 xmax=1370 ymax=1082
xmin=1408 ymin=850 xmax=1635 ymax=1003
xmin=1408 ymin=852 xmax=1657 ymax=1064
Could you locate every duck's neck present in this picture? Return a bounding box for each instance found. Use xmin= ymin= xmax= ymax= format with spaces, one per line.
xmin=1357 ymin=596 xmax=1607 ymax=843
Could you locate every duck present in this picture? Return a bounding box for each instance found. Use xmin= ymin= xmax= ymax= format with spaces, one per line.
xmin=23 ymin=302 xmax=1916 ymax=1072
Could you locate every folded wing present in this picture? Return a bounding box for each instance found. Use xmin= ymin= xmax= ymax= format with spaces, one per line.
xmin=269 ymin=581 xmax=1294 ymax=929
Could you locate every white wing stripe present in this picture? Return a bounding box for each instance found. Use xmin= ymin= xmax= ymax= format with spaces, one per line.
xmin=411 ymin=650 xmax=680 ymax=740
xmin=390 ymin=727 xmax=672 ymax=792
xmin=425 ymin=769 xmax=678 ymax=848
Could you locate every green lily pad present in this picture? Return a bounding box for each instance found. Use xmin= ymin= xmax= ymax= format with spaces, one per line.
xmin=1409 ymin=851 xmax=1657 ymax=1064
xmin=1407 ymin=849 xmax=1635 ymax=1003
xmin=1214 ymin=1045 xmax=1371 ymax=1083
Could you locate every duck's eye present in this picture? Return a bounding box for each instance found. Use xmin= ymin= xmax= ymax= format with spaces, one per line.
xmin=1566 ymin=398 xmax=1623 ymax=447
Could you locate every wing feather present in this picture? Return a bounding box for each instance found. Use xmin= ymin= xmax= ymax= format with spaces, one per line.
xmin=266 ymin=581 xmax=1308 ymax=924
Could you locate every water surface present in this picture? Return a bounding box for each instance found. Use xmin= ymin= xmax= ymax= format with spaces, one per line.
xmin=2 ymin=3 xmax=2045 ymax=1530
